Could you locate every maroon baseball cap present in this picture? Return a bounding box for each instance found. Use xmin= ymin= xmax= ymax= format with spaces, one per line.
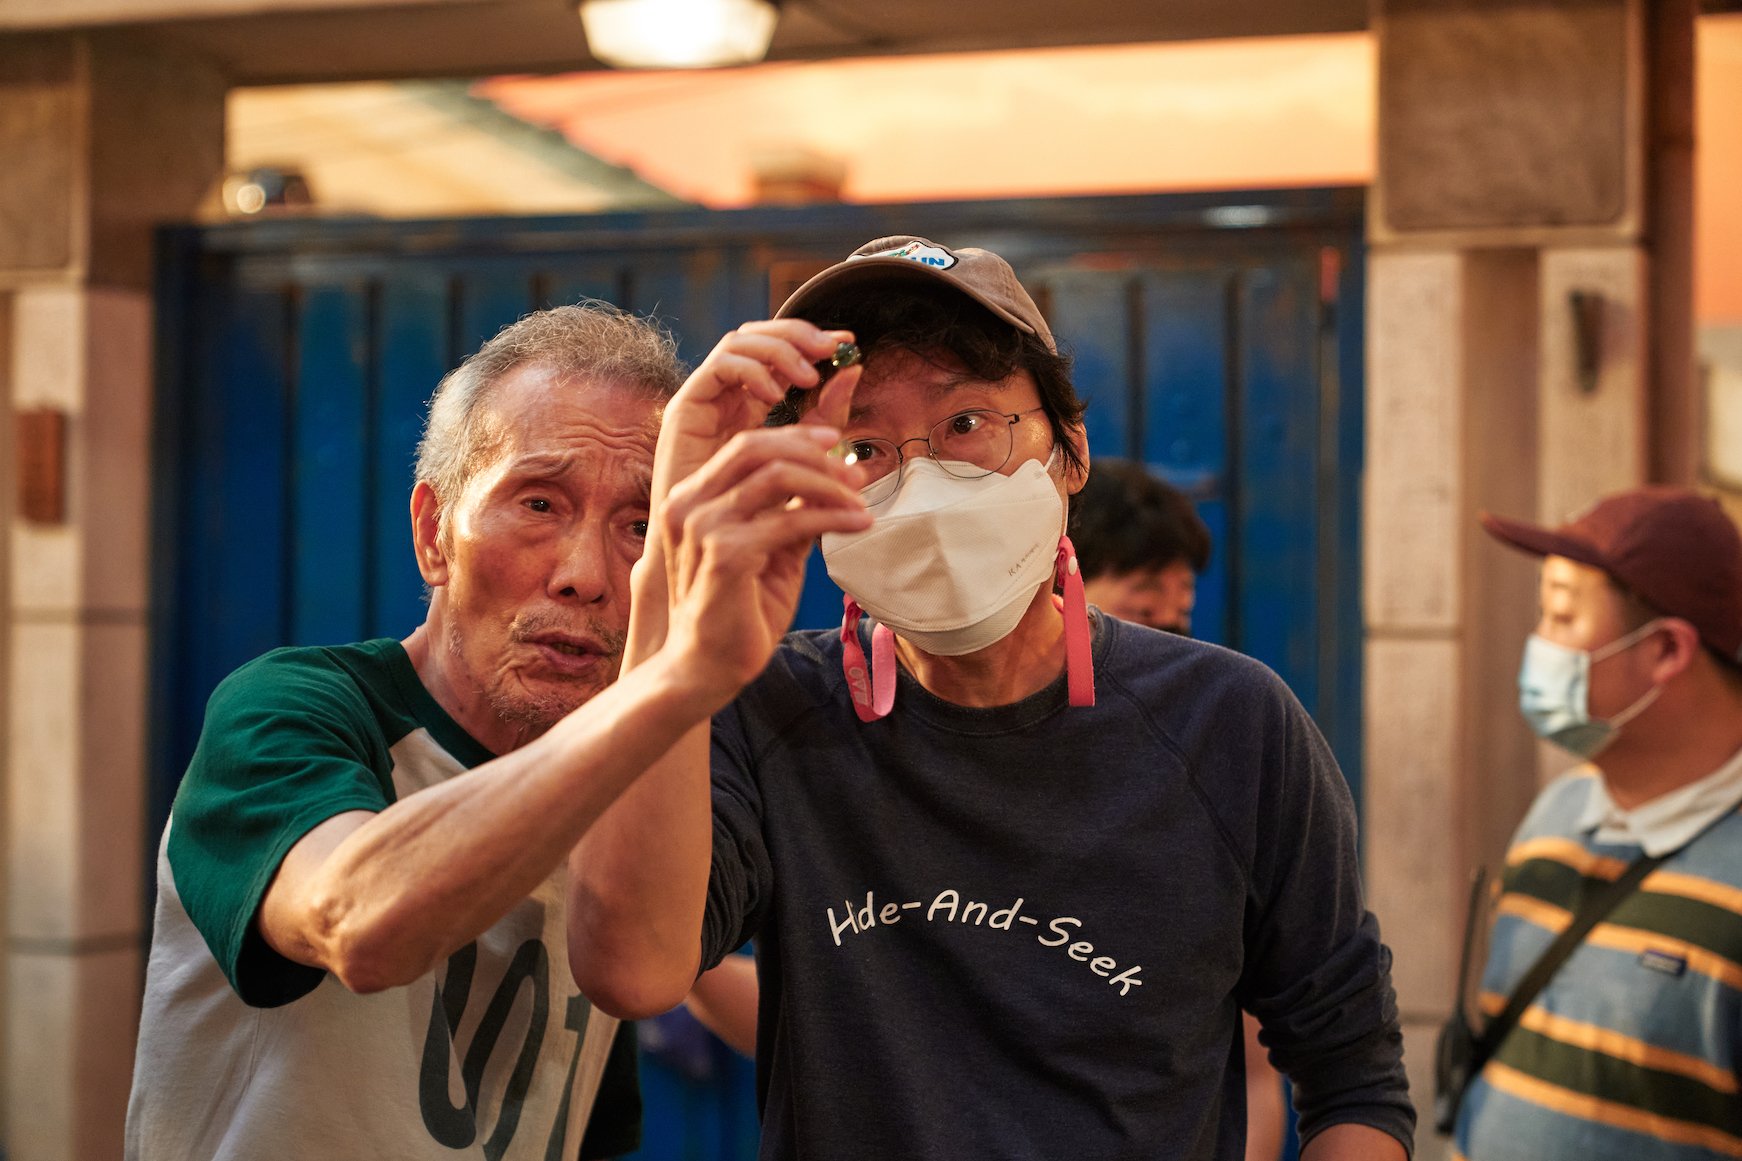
xmin=776 ymin=235 xmax=1057 ymax=353
xmin=1481 ymin=486 xmax=1742 ymax=662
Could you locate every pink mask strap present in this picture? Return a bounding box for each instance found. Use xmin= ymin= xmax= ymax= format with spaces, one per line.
xmin=1055 ymin=535 xmax=1096 ymax=707
xmin=840 ymin=596 xmax=897 ymax=722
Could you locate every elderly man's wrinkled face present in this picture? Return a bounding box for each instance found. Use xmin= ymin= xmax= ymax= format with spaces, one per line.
xmin=431 ymin=364 xmax=659 ymax=731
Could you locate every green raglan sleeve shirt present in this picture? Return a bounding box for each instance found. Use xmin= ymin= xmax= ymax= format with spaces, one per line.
xmin=166 ymin=645 xmax=399 ymax=1008
xmin=138 ymin=640 xmax=642 ymax=1159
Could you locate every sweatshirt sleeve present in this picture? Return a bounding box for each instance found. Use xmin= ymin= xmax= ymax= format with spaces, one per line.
xmin=1237 ymin=676 xmax=1416 ymax=1154
xmin=702 ymin=698 xmax=773 ymax=973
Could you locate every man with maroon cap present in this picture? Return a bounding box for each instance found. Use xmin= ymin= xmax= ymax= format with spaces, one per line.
xmin=1452 ymin=487 xmax=1742 ymax=1160
xmin=570 ymin=236 xmax=1412 ymax=1159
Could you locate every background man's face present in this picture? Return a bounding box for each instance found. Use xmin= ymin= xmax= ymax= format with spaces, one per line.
xmin=1534 ymin=554 xmax=1657 ymax=722
xmin=436 ymin=363 xmax=659 ymax=730
xmin=1082 ymin=561 xmax=1197 ymax=635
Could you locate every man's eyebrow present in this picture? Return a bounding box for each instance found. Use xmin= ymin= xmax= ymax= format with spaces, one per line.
xmin=1541 ymin=576 xmax=1577 ymax=598
xmin=502 ymin=451 xmax=653 ymax=499
xmin=503 ymin=451 xmax=577 ymax=479
xmin=845 ymin=373 xmax=990 ymax=425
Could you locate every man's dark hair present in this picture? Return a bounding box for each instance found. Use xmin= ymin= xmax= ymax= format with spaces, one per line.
xmin=772 ymin=283 xmax=1088 ymax=480
xmin=1069 ymin=459 xmax=1211 ymax=580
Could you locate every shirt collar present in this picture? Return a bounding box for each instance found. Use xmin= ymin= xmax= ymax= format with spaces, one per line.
xmin=1576 ymin=744 xmax=1742 ymax=856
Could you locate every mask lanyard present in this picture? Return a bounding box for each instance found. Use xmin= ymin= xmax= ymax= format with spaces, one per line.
xmin=841 ymin=596 xmax=897 ymax=722
xmin=837 ymin=534 xmax=1096 ymax=720
xmin=1056 ymin=534 xmax=1095 ymax=707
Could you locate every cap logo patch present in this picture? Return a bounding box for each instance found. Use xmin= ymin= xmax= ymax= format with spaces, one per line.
xmin=859 ymin=241 xmax=958 ymax=270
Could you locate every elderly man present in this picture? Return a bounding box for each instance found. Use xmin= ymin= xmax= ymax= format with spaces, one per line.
xmin=125 ymin=303 xmax=869 ymax=1160
xmin=571 ymin=237 xmax=1414 ymax=1159
xmin=1450 ymin=489 xmax=1742 ymax=1160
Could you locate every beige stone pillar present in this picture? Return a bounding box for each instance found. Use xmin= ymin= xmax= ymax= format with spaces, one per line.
xmin=1368 ymin=0 xmax=1694 ymax=1154
xmin=0 ymin=33 xmax=223 ymax=1161
xmin=1365 ymin=248 xmax=1545 ymax=1158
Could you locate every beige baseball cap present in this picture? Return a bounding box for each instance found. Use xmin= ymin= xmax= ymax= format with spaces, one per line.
xmin=776 ymin=235 xmax=1057 ymax=353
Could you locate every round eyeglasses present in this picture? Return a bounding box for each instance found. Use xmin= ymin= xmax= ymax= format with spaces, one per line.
xmin=834 ymin=406 xmax=1048 ymax=506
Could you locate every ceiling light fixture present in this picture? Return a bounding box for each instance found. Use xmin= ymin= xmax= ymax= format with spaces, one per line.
xmin=579 ymin=0 xmax=779 ymax=69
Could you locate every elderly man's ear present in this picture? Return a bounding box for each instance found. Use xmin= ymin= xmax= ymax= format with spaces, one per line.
xmin=410 ymin=482 xmax=450 ymax=586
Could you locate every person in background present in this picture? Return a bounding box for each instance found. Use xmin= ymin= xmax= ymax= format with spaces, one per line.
xmin=1071 ymin=456 xmax=1211 ymax=636
xmin=1069 ymin=456 xmax=1286 ymax=1161
xmin=1454 ymin=487 xmax=1742 ymax=1160
xmin=683 ymin=955 xmax=759 ymax=1058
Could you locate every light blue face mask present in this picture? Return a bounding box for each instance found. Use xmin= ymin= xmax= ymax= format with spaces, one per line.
xmin=1517 ymin=620 xmax=1665 ymax=758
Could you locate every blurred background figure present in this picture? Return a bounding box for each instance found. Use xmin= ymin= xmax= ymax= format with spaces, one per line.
xmin=1071 ymin=458 xmax=1212 ymax=637
xmin=1449 ymin=487 xmax=1742 ymax=1161
xmin=683 ymin=956 xmax=757 ymax=1059
xmin=1073 ymin=457 xmax=1292 ymax=1161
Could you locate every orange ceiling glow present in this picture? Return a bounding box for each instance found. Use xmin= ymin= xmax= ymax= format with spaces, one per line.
xmin=478 ymin=34 xmax=1377 ymax=207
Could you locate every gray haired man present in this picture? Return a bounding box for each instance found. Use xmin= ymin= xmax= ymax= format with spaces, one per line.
xmin=125 ymin=302 xmax=870 ymax=1160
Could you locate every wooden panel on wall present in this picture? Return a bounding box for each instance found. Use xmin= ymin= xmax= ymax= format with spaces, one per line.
xmin=1376 ymin=0 xmax=1642 ymax=240
xmin=0 ymin=37 xmax=78 ymax=274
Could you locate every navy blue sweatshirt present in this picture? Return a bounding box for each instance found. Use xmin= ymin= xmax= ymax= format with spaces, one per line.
xmin=706 ymin=612 xmax=1413 ymax=1159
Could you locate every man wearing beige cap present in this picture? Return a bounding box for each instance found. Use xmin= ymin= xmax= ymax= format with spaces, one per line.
xmin=570 ymin=236 xmax=1413 ymax=1159
xmin=1449 ymin=488 xmax=1742 ymax=1160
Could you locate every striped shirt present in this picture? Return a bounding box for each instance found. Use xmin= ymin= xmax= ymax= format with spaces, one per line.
xmin=1454 ymin=762 xmax=1742 ymax=1161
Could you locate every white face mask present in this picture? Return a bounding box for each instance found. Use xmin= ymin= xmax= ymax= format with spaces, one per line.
xmin=821 ymin=454 xmax=1065 ymax=656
